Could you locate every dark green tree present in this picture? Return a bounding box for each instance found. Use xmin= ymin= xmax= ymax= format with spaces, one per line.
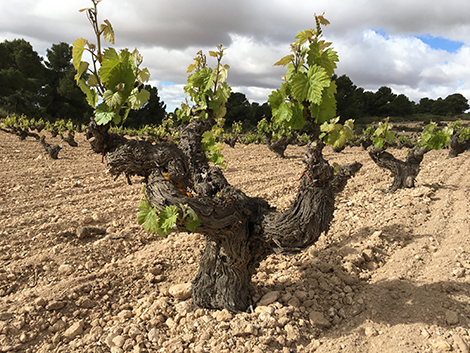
xmin=0 ymin=39 xmax=45 ymax=117
xmin=334 ymin=74 xmax=364 ymax=121
xmin=444 ymin=93 xmax=469 ymax=115
xmin=126 ymin=85 xmax=167 ymax=128
xmin=373 ymin=86 xmax=397 ymax=117
xmin=224 ymin=92 xmax=253 ymax=128
xmin=389 ymin=94 xmax=414 ymax=117
xmin=432 ymin=98 xmax=449 ymax=116
xmin=416 ymin=97 xmax=434 ymax=114
xmin=251 ymin=102 xmax=272 ymax=127
xmin=42 ymin=42 xmax=93 ymax=124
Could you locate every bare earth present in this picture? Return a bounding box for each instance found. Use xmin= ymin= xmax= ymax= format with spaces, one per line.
xmin=0 ymin=130 xmax=469 ymax=353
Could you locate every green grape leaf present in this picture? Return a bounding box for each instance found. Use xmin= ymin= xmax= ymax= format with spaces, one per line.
xmin=103 ymin=89 xmax=122 ymax=109
xmin=88 ymin=74 xmax=100 ymax=87
xmin=95 ymin=102 xmax=115 ymax=125
xmin=137 ymin=198 xmax=152 ymax=225
xmin=77 ymin=78 xmax=98 ymax=107
xmin=136 ymin=68 xmax=151 ymax=85
xmin=274 ymin=54 xmax=294 ymax=67
xmin=72 ymin=38 xmax=87 ymax=71
xmin=74 ymin=61 xmax=89 ymax=83
xmin=306 ymin=65 xmax=330 ymax=105
xmin=128 ymin=87 xmax=150 ymax=110
xmin=101 ymin=19 xmax=115 ymax=44
xmin=291 ymin=72 xmax=309 ymax=102
xmin=372 ymin=136 xmax=385 ymax=149
xmin=158 ymin=205 xmax=179 ymax=236
xmin=295 ymin=29 xmax=316 ymax=45
xmin=137 ymin=199 xmax=160 ymax=233
xmin=185 ymin=216 xmax=201 ymax=233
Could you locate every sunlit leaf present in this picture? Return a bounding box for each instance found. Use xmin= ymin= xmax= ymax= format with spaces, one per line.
xmin=274 ymin=54 xmax=294 ymax=67
xmin=158 ymin=205 xmax=179 ymax=235
xmin=94 ymin=102 xmax=114 ymax=125
xmin=72 ymin=38 xmax=87 ymax=71
xmin=101 ymin=19 xmax=115 ymax=44
xmin=128 ymin=87 xmax=150 ymax=109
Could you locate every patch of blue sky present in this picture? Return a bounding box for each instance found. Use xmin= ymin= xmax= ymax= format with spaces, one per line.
xmin=416 ymin=35 xmax=464 ymax=53
xmin=372 ymin=30 xmax=463 ymax=54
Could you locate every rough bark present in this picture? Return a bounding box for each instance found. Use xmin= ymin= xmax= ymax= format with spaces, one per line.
xmin=367 ymin=145 xmax=427 ymax=193
xmin=448 ymin=132 xmax=470 ymax=158
xmin=61 ymin=131 xmax=78 ymax=147
xmin=223 ymin=135 xmax=238 ymax=148
xmin=85 ymin=117 xmax=362 ymax=312
xmin=40 ymin=136 xmax=62 ymax=159
xmin=265 ymin=132 xmax=296 ymax=158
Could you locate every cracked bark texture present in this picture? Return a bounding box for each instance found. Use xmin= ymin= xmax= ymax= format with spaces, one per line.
xmin=368 ymin=145 xmax=427 ymax=193
xmin=448 ymin=132 xmax=470 ymax=158
xmin=85 ymin=117 xmax=361 ymax=312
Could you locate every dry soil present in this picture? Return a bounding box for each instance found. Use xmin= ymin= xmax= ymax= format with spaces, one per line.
xmin=0 ymin=131 xmax=469 ymax=353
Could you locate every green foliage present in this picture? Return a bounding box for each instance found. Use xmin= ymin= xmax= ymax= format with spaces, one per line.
xmin=73 ymin=0 xmax=150 ymax=125
xmin=319 ymin=117 xmax=354 ymax=148
xmin=177 ymin=45 xmax=231 ymax=167
xmin=177 ymin=45 xmax=231 ymax=125
xmin=419 ymin=122 xmax=450 ymax=150
xmin=269 ymin=12 xmax=338 ymax=131
xmin=137 ymin=195 xmax=201 ymax=236
xmin=446 ymin=120 xmax=470 ymax=141
xmin=202 ymin=126 xmax=226 ymax=167
xmin=371 ymin=118 xmax=396 ymax=149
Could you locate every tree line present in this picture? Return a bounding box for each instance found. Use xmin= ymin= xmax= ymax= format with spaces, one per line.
xmin=0 ymin=39 xmax=166 ymax=128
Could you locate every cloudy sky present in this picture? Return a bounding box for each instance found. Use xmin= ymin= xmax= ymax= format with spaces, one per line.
xmin=1 ymin=0 xmax=470 ymax=112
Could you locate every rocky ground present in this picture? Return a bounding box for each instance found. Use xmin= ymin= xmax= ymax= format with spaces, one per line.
xmin=0 ymin=130 xmax=469 ymax=353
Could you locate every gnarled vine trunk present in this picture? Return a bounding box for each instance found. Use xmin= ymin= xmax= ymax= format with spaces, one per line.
xmin=265 ymin=132 xmax=297 ymax=158
xmin=448 ymin=132 xmax=470 ymax=158
xmin=85 ymin=117 xmax=361 ymax=312
xmin=368 ymin=145 xmax=427 ymax=193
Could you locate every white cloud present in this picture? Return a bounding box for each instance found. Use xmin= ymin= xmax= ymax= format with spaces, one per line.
xmin=2 ymin=0 xmax=470 ymax=111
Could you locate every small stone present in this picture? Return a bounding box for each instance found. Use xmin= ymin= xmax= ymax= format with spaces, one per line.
xmin=453 ymin=268 xmax=466 ymax=278
xmin=45 ymin=300 xmax=66 ymax=311
xmin=63 ymin=320 xmax=84 ymax=340
xmin=364 ymin=326 xmax=379 ymax=337
xmin=0 ymin=312 xmax=13 ymax=321
xmin=85 ymin=261 xmax=95 ymax=271
xmin=128 ymin=325 xmax=142 ymax=339
xmin=58 ymin=264 xmax=74 ymax=275
xmin=89 ymin=325 xmax=103 ymax=340
xmin=148 ymin=328 xmax=159 ymax=342
xmin=34 ymin=297 xmax=46 ymax=307
xmin=254 ymin=306 xmax=275 ymax=315
xmin=19 ymin=332 xmax=28 ymax=343
xmin=112 ymin=335 xmax=126 ymax=348
xmin=445 ymin=310 xmax=459 ymax=325
xmin=362 ymin=249 xmax=375 ymax=262
xmin=77 ymin=226 xmax=106 ymax=239
xmin=51 ymin=318 xmax=67 ymax=332
xmin=92 ymin=212 xmax=104 ymax=222
xmin=287 ymin=296 xmax=300 ymax=307
xmin=309 ymin=311 xmax=331 ymax=329
xmin=117 ymin=310 xmax=133 ymax=320
xmin=168 ymin=283 xmax=192 ymax=300
xmin=76 ymin=297 xmax=95 ymax=308
xmin=257 ymin=291 xmax=279 ymax=306
xmin=215 ymin=309 xmax=233 ymax=322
